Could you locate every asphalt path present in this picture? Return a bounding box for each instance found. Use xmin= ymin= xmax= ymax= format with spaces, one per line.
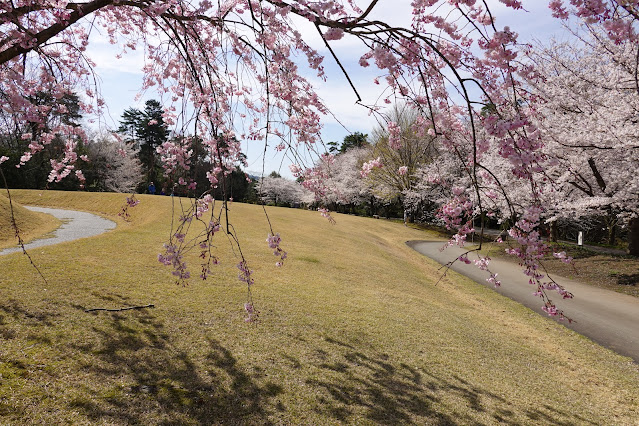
xmin=408 ymin=240 xmax=639 ymax=363
xmin=0 ymin=206 xmax=116 ymax=256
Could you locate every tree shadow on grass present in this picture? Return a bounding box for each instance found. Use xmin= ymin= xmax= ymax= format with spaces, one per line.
xmin=0 ymin=299 xmax=58 ymax=359
xmin=0 ymin=297 xmax=605 ymax=424
xmin=0 ymin=299 xmax=63 ymax=417
xmin=298 ymin=336 xmax=598 ymax=425
xmin=0 ymin=293 xmax=284 ymax=424
xmin=67 ymin=306 xmax=283 ymax=425
xmin=0 ymin=298 xmax=60 ymax=327
xmin=617 ymin=272 xmax=639 ymax=286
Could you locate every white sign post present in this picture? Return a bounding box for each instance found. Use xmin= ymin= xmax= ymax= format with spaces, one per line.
xmin=578 ymin=231 xmax=583 ymax=247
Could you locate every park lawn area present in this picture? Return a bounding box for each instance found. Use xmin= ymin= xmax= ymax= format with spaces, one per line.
xmin=1 ymin=190 xmax=638 ymax=424
xmin=0 ymin=193 xmax=61 ymax=250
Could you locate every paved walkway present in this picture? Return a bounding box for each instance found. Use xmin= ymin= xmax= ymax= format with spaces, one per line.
xmin=408 ymin=240 xmax=639 ymax=363
xmin=0 ymin=206 xmax=116 ymax=256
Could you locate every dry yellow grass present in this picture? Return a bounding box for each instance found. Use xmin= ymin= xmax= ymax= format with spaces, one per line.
xmin=0 ymin=189 xmax=638 ymax=424
xmin=0 ymin=193 xmax=61 ymax=250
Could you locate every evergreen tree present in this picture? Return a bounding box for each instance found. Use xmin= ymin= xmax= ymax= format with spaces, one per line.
xmin=340 ymin=132 xmax=368 ymax=153
xmin=118 ymin=100 xmax=168 ymax=190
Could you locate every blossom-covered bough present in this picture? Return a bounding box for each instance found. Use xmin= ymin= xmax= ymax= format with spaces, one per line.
xmin=525 ymin=26 xmax=639 ymax=253
xmin=2 ymin=0 xmax=638 ymax=320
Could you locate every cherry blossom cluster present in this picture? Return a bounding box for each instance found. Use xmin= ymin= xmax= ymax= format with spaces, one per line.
xmin=291 ymin=154 xmax=334 ymax=199
xmin=486 ymin=273 xmax=501 ymax=288
xmin=360 ymin=157 xmax=383 ymax=178
xmin=156 ymin=139 xmax=193 ymax=176
xmin=244 ymin=302 xmax=260 ymax=323
xmin=549 ymin=0 xmax=639 ymax=43
xmin=117 ymin=194 xmax=140 ymax=222
xmin=553 ymin=251 xmax=573 ymax=264
xmin=158 ymin=243 xmax=190 ymax=281
xmin=505 ymin=206 xmax=574 ymax=318
xmin=289 ymin=154 xmax=354 ymax=223
xmin=198 ymin=219 xmax=221 ymax=280
xmin=155 ymin=194 xmax=224 ymax=283
xmin=237 ymin=260 xmax=255 ymax=286
xmin=438 ymin=187 xmax=475 ymax=246
xmin=387 ymin=121 xmax=402 ymax=150
xmin=296 ymin=147 xmax=373 ymax=212
xmin=266 ymin=233 xmax=287 ymax=267
xmin=317 ymin=207 xmax=336 ymax=225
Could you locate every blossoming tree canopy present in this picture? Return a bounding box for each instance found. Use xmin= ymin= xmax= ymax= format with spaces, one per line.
xmin=3 ymin=0 xmax=639 ymax=318
xmin=1 ymin=0 xmax=536 ymax=175
xmin=526 ymin=30 xmax=639 ymax=249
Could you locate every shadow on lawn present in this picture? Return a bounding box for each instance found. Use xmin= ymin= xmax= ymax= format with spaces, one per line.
xmin=67 ymin=306 xmax=283 ymax=424
xmin=617 ymin=272 xmax=639 ymax=286
xmin=300 ymin=336 xmax=596 ymax=426
xmin=0 ymin=298 xmax=598 ymax=424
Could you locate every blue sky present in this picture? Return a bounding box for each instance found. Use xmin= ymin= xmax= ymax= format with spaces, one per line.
xmin=86 ymin=1 xmax=570 ymax=178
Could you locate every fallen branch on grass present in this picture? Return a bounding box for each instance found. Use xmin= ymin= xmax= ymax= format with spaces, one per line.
xmin=85 ymin=304 xmax=155 ymax=313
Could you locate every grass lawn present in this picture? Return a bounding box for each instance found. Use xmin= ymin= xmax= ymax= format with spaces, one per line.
xmin=1 ymin=189 xmax=638 ymax=424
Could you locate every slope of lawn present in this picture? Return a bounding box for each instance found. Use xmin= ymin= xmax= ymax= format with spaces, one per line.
xmin=0 ymin=193 xmax=61 ymax=250
xmin=1 ymin=189 xmax=638 ymax=424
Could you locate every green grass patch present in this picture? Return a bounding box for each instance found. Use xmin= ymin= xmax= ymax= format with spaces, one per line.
xmin=0 ymin=189 xmax=638 ymax=424
xmin=296 ymin=255 xmax=321 ymax=263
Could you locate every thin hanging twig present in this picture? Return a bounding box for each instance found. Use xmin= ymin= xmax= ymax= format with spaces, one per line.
xmin=0 ymin=165 xmax=49 ymax=286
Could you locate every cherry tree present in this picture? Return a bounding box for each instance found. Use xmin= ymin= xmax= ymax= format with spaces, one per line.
xmin=308 ymin=146 xmax=375 ymax=212
xmin=525 ymin=27 xmax=639 ymax=254
xmin=5 ymin=0 xmax=632 ymax=317
xmin=365 ymin=103 xmax=438 ymax=221
xmin=84 ymin=133 xmax=144 ymax=193
xmin=258 ymin=174 xmax=307 ymax=206
xmin=406 ymin=115 xmax=540 ymax=231
xmin=0 ymin=90 xmax=84 ymax=188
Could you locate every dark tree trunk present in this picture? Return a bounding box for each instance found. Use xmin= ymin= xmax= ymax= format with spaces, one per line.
xmin=608 ymin=224 xmax=616 ymax=246
xmin=628 ymin=217 xmax=639 ymax=257
xmin=605 ymin=210 xmax=617 ymax=246
xmin=550 ymin=221 xmax=558 ymax=243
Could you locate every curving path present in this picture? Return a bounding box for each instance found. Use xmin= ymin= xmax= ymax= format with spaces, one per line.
xmin=0 ymin=206 xmax=116 ymax=256
xmin=408 ymin=240 xmax=639 ymax=363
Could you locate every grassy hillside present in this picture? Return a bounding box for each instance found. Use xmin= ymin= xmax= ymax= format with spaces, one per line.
xmin=1 ymin=189 xmax=638 ymax=424
xmin=0 ymin=193 xmax=61 ymax=250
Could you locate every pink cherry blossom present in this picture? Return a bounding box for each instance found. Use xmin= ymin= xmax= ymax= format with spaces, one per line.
xmin=5 ymin=0 xmax=629 ymax=318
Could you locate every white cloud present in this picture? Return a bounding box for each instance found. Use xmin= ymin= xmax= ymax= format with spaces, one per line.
xmin=87 ymin=31 xmax=146 ymax=75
